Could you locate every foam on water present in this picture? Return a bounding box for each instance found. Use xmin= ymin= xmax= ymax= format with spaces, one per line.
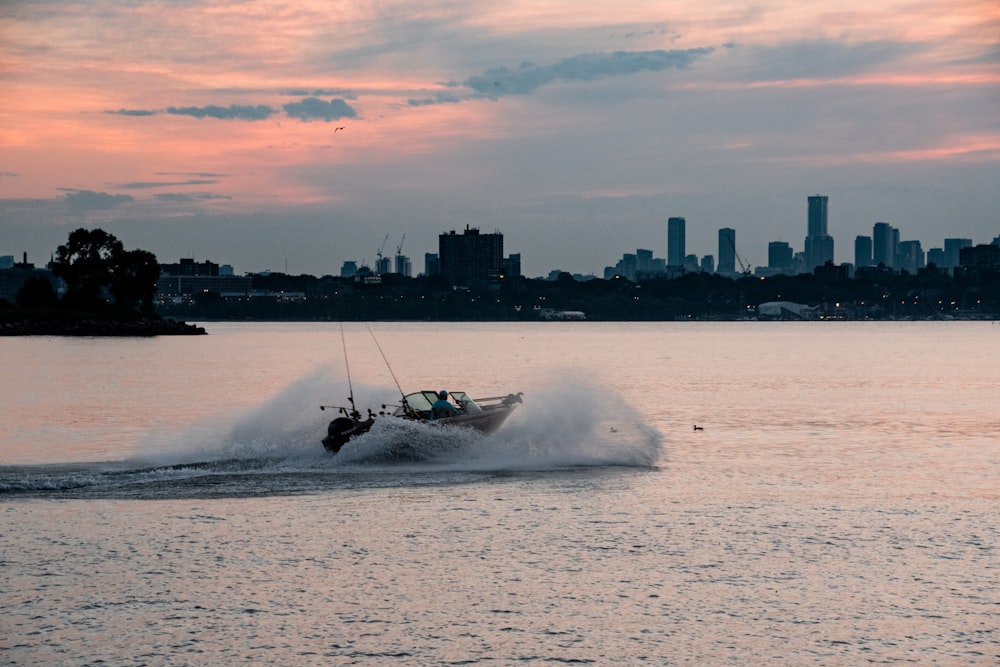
xmin=1 ymin=368 xmax=663 ymax=495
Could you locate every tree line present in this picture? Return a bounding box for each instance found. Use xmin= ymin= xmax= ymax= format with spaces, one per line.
xmin=12 ymin=228 xmax=160 ymax=318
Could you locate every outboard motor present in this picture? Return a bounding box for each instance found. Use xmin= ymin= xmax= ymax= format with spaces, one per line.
xmin=323 ymin=417 xmax=359 ymax=453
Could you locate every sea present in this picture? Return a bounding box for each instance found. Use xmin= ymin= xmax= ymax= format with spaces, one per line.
xmin=1 ymin=321 xmax=997 ymax=666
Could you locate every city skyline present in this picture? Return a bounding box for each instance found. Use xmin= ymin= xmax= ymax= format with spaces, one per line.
xmin=2 ymin=196 xmax=997 ymax=280
xmin=2 ymin=1 xmax=998 ymax=277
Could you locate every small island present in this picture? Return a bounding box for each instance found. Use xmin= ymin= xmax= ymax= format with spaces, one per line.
xmin=0 ymin=228 xmax=205 ymax=336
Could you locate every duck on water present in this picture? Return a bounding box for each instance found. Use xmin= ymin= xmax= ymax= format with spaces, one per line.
xmin=321 ymin=389 xmax=523 ymax=453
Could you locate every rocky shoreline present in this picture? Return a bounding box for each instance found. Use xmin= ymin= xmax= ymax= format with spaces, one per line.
xmin=0 ymin=317 xmax=206 ymax=337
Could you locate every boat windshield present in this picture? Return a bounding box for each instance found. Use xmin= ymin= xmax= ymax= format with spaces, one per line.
xmin=402 ymin=391 xmax=439 ymax=413
xmin=401 ymin=390 xmax=480 ymax=414
xmin=449 ymin=391 xmax=482 ymax=412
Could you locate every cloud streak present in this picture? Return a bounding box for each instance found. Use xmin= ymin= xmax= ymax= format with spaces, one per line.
xmin=282 ymin=97 xmax=359 ymax=122
xmin=58 ymin=189 xmax=134 ymax=212
xmin=463 ymin=49 xmax=715 ymax=99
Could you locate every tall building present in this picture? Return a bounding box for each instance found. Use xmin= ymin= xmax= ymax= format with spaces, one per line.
xmin=394 ymin=253 xmax=412 ymax=278
xmin=873 ymin=222 xmax=896 ymax=268
xmin=943 ymin=238 xmax=972 ymax=269
xmin=804 ymin=195 xmax=833 ymax=270
xmin=439 ymin=226 xmax=504 ymax=289
xmin=424 ymin=253 xmax=440 ymax=277
xmin=768 ymin=241 xmax=793 ymax=273
xmin=503 ymin=253 xmax=521 ymax=279
xmin=718 ymin=228 xmax=736 ymax=275
xmin=807 ymin=195 xmax=828 ymax=236
xmin=897 ymin=240 xmax=924 ymax=274
xmin=667 ymin=217 xmax=686 ymax=267
xmin=855 ymin=235 xmax=873 ymax=268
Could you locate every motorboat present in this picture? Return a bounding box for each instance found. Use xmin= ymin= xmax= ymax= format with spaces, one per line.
xmin=321 ymin=390 xmax=523 ymax=453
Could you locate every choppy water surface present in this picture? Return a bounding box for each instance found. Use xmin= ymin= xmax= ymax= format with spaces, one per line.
xmin=2 ymin=322 xmax=998 ymax=665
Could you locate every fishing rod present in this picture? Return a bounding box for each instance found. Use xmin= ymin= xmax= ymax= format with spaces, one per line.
xmin=335 ymin=322 xmax=361 ymax=420
xmin=365 ymin=323 xmax=406 ymax=401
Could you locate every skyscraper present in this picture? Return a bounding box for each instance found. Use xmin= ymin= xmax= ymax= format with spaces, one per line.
xmin=944 ymin=238 xmax=972 ymax=269
xmin=804 ymin=195 xmax=833 ymax=270
xmin=807 ymin=195 xmax=828 ymax=237
xmin=768 ymin=241 xmax=793 ymax=273
xmin=873 ymin=222 xmax=896 ymax=268
xmin=855 ymin=235 xmax=873 ymax=268
xmin=718 ymin=228 xmax=736 ymax=275
xmin=667 ymin=217 xmax=686 ymax=267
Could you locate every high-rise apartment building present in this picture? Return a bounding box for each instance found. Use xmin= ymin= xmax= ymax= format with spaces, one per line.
xmin=439 ymin=226 xmax=504 ymax=289
xmin=667 ymin=217 xmax=686 ymax=267
xmin=873 ymin=222 xmax=896 ymax=268
xmin=718 ymin=228 xmax=736 ymax=275
xmin=855 ymin=235 xmax=873 ymax=268
xmin=897 ymin=240 xmax=924 ymax=274
xmin=768 ymin=241 xmax=793 ymax=273
xmin=944 ymin=238 xmax=972 ymax=269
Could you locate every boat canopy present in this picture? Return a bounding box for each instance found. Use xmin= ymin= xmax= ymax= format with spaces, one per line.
xmin=401 ymin=390 xmax=482 ymax=414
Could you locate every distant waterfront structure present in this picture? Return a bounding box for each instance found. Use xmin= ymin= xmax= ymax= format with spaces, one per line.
xmin=804 ymin=195 xmax=834 ymax=271
xmin=944 ymin=238 xmax=972 ymax=270
xmin=717 ymin=228 xmax=736 ymax=276
xmin=700 ymin=255 xmax=715 ymax=274
xmin=394 ymin=253 xmax=412 ymax=278
xmin=157 ymin=257 xmax=250 ymax=299
xmin=340 ymin=261 xmax=358 ymax=278
xmin=160 ymin=258 xmax=218 ymax=277
xmin=424 ymin=253 xmax=440 ymax=277
xmin=439 ymin=226 xmax=504 ymax=290
xmin=873 ymin=222 xmax=897 ymax=268
xmin=855 ymin=236 xmax=873 ymax=268
xmin=768 ymin=241 xmax=793 ymax=273
xmin=897 ymin=240 xmax=925 ymax=274
xmin=504 ymin=253 xmax=522 ymax=279
xmin=959 ymin=243 xmax=1000 ymax=274
xmin=667 ymin=217 xmax=686 ymax=267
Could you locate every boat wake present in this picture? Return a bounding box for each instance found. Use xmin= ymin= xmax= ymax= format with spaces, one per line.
xmin=1 ymin=369 xmax=663 ymax=498
xmin=335 ymin=380 xmax=662 ymax=469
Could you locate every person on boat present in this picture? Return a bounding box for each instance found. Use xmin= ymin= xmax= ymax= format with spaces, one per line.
xmin=430 ymin=390 xmax=459 ymax=420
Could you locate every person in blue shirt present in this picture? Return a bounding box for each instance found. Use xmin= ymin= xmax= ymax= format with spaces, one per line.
xmin=430 ymin=390 xmax=458 ymax=420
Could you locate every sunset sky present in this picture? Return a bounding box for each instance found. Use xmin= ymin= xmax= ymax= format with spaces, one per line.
xmin=2 ymin=0 xmax=998 ymax=276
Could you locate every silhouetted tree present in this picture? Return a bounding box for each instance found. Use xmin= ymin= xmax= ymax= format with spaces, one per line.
xmin=51 ymin=227 xmax=161 ymax=315
xmin=51 ymin=228 xmax=124 ymax=310
xmin=111 ymin=249 xmax=160 ymax=315
xmin=16 ymin=275 xmax=58 ymax=308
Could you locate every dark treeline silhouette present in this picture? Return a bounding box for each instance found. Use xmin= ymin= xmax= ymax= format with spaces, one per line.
xmin=159 ymin=263 xmax=999 ymax=322
xmin=2 ymin=228 xmax=203 ymax=335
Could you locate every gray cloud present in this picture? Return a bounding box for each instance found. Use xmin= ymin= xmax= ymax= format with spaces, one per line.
xmin=156 ymin=171 xmax=227 ymax=178
xmin=463 ymin=48 xmax=714 ymax=99
xmin=408 ymin=92 xmax=461 ymax=107
xmin=283 ymin=88 xmax=357 ymax=99
xmin=118 ymin=179 xmax=218 ymax=189
xmin=283 ymin=97 xmax=359 ymax=122
xmin=58 ymin=188 xmax=134 ymax=212
xmin=108 ymin=108 xmax=157 ymax=116
xmin=154 ymin=193 xmax=232 ymax=202
xmin=166 ymin=104 xmax=275 ymax=120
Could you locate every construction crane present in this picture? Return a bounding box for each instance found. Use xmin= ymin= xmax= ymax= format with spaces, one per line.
xmin=395 ymin=233 xmax=405 ymax=258
xmin=727 ymin=232 xmax=752 ymax=276
xmin=376 ymin=233 xmax=389 ymax=263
